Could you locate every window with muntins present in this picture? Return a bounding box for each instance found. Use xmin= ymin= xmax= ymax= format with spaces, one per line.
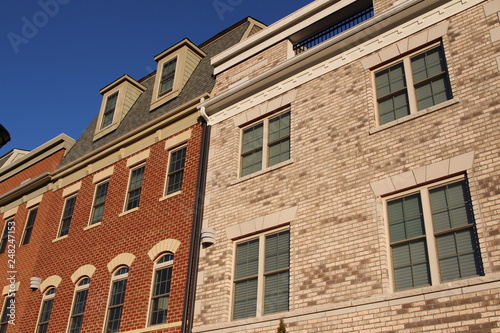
xmin=159 ymin=57 xmax=177 ymax=96
xmin=90 ymin=181 xmax=109 ymax=224
xmin=126 ymin=165 xmax=145 ymax=211
xmin=37 ymin=287 xmax=56 ymax=333
xmin=59 ymin=196 xmax=77 ymax=237
xmin=233 ymin=229 xmax=290 ymax=320
xmin=101 ymin=92 xmax=118 ymax=129
xmin=149 ymin=253 xmax=174 ymax=326
xmin=241 ymin=111 xmax=290 ymax=177
xmin=68 ymin=278 xmax=90 ymax=333
xmin=375 ymin=43 xmax=452 ymax=125
xmin=166 ymin=146 xmax=187 ymax=195
xmin=387 ymin=178 xmax=483 ymax=291
xmin=0 ymin=219 xmax=13 ymax=254
xmin=105 ymin=267 xmax=129 ymax=333
xmin=0 ymin=296 xmax=14 ymax=333
xmin=22 ymin=207 xmax=38 ymax=245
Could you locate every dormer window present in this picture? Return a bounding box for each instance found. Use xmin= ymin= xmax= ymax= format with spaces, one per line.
xmin=101 ymin=92 xmax=118 ymax=129
xmin=94 ymin=75 xmax=146 ymax=141
xmin=150 ymin=39 xmax=205 ymax=111
xmin=159 ymin=57 xmax=177 ymax=96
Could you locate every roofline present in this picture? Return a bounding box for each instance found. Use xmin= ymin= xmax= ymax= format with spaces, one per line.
xmin=53 ymin=93 xmax=210 ymax=179
xmin=200 ymin=0 xmax=452 ymax=116
xmin=198 ymin=17 xmax=266 ymax=49
xmin=0 ymin=134 xmax=75 ymax=180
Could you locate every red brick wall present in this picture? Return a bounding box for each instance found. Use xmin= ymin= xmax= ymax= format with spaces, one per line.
xmin=0 ymin=150 xmax=65 ymax=195
xmin=1 ymin=123 xmax=203 ymax=332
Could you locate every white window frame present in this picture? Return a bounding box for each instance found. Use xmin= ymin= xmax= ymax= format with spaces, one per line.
xmin=104 ymin=266 xmax=129 ymax=333
xmin=36 ymin=287 xmax=56 ymax=333
xmin=231 ymin=226 xmax=290 ymax=320
xmin=373 ymin=41 xmax=452 ymax=127
xmin=383 ymin=175 xmax=483 ymax=291
xmin=21 ymin=206 xmax=38 ymax=245
xmin=89 ymin=180 xmax=109 ymax=226
xmin=0 ymin=218 xmax=14 ymax=254
xmin=164 ymin=144 xmax=187 ymax=196
xmin=239 ymin=109 xmax=291 ymax=178
xmin=148 ymin=253 xmax=174 ymax=326
xmin=67 ymin=277 xmax=90 ymax=333
xmin=57 ymin=195 xmax=77 ymax=238
xmin=124 ymin=163 xmax=146 ymax=213
xmin=0 ymin=295 xmax=14 ymax=332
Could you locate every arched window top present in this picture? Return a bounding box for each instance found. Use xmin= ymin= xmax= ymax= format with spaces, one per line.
xmin=44 ymin=287 xmax=56 ymax=296
xmin=78 ymin=277 xmax=90 ymax=287
xmin=156 ymin=252 xmax=174 ymax=265
xmin=114 ymin=266 xmax=129 ymax=276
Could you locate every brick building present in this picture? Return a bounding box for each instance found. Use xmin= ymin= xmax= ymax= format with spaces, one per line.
xmin=0 ymin=18 xmax=263 ymax=333
xmin=194 ymin=0 xmax=500 ymax=332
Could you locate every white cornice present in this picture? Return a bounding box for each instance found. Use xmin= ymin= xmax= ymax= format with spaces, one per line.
xmin=201 ymin=0 xmax=486 ymax=125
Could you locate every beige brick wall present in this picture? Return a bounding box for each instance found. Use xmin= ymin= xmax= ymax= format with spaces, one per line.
xmin=195 ymin=0 xmax=500 ymax=331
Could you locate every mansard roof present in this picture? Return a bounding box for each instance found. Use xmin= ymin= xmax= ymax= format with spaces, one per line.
xmin=58 ymin=18 xmax=253 ymax=168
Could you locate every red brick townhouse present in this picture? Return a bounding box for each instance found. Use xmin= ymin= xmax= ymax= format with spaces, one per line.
xmin=194 ymin=0 xmax=500 ymax=332
xmin=0 ymin=18 xmax=265 ymax=333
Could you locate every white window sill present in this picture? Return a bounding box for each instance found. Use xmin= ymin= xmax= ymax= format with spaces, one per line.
xmin=120 ymin=321 xmax=182 ymax=333
xmin=52 ymin=235 xmax=68 ymax=243
xmin=231 ymin=159 xmax=294 ymax=185
xmin=119 ymin=207 xmax=139 ymax=217
xmin=369 ymin=98 xmax=459 ymax=135
xmin=83 ymin=222 xmax=102 ymax=231
xmin=159 ymin=191 xmax=182 ymax=202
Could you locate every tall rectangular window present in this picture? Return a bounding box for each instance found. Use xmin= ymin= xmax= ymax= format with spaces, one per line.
xmin=126 ymin=165 xmax=145 ymax=211
xmin=69 ymin=278 xmax=90 ymax=333
xmin=375 ymin=43 xmax=452 ymax=125
xmin=0 ymin=296 xmax=14 ymax=333
xmin=0 ymin=220 xmax=11 ymax=254
xmin=233 ymin=229 xmax=290 ymax=319
xmin=101 ymin=92 xmax=118 ymax=129
xmin=166 ymin=146 xmax=187 ymax=195
xmin=241 ymin=111 xmax=291 ymax=177
xmin=58 ymin=196 xmax=77 ymax=237
xmin=21 ymin=207 xmax=38 ymax=245
xmin=90 ymin=181 xmax=109 ymax=224
xmin=150 ymin=253 xmax=174 ymax=326
xmin=106 ymin=267 xmax=129 ymax=333
xmin=37 ymin=288 xmax=56 ymax=333
xmin=159 ymin=58 xmax=177 ymax=95
xmin=387 ymin=178 xmax=483 ymax=290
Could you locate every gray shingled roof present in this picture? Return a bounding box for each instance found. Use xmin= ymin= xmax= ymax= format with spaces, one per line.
xmin=59 ymin=20 xmax=251 ymax=167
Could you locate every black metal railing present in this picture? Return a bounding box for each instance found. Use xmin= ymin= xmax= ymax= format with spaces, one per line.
xmin=293 ymin=6 xmax=374 ymax=55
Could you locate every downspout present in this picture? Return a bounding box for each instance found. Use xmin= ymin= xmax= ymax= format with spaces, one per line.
xmin=181 ymin=101 xmax=211 ymax=333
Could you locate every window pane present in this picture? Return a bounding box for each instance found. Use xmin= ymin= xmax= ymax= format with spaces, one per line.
xmin=392 ymin=240 xmax=430 ymax=290
xmin=430 ymin=181 xmax=473 ymax=232
xmin=22 ymin=207 xmax=38 ymax=245
xmin=39 ymin=299 xmax=54 ymax=322
xmin=378 ymin=91 xmax=410 ymax=125
xmin=264 ymin=271 xmax=289 ymax=314
xmin=412 ymin=46 xmax=451 ymax=110
xmin=107 ymin=307 xmax=123 ymax=333
xmin=167 ymin=147 xmax=186 ymax=194
xmin=60 ymin=196 xmax=76 ymax=237
xmin=126 ymin=166 xmax=144 ymax=210
xmin=102 ymin=92 xmax=118 ymax=129
xmin=388 ymin=194 xmax=424 ymax=243
xmin=160 ymin=58 xmax=177 ymax=94
xmin=91 ymin=182 xmax=108 ymax=224
xmin=233 ymin=278 xmax=258 ymax=319
xmin=150 ymin=296 xmax=169 ymax=325
xmin=265 ymin=231 xmax=290 ymax=272
xmin=235 ymin=239 xmax=259 ymax=279
xmin=437 ymin=229 xmax=481 ymax=281
xmin=242 ymin=124 xmax=263 ymax=154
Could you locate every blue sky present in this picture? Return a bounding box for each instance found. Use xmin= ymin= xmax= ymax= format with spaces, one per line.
xmin=0 ymin=0 xmax=312 ymax=154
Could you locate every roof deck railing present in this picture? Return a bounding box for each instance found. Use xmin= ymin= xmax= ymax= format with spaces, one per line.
xmin=293 ymin=6 xmax=375 ymax=55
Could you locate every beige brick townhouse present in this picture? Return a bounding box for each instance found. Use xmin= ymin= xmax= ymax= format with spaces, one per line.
xmin=193 ymin=0 xmax=500 ymax=331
